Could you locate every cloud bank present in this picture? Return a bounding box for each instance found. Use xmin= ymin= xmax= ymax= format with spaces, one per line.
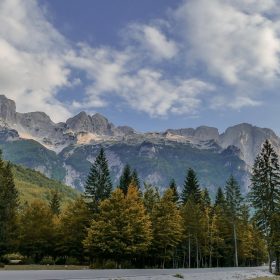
xmin=1 ymin=0 xmax=280 ymax=122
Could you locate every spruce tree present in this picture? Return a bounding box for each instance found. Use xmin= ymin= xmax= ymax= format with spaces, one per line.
xmin=143 ymin=183 xmax=160 ymax=214
xmin=225 ymin=175 xmax=243 ymax=267
xmin=84 ymin=147 xmax=112 ymax=211
xmin=119 ymin=164 xmax=132 ymax=195
xmin=49 ymin=190 xmax=61 ymax=216
xmin=201 ymin=188 xmax=211 ymax=210
xmin=169 ymin=178 xmax=179 ymax=203
xmin=0 ymin=157 xmax=18 ymax=257
xmin=250 ymin=139 xmax=280 ymax=272
xmin=181 ymin=168 xmax=201 ymax=204
xmin=131 ymin=169 xmax=141 ymax=190
xmin=214 ymin=187 xmax=226 ymax=208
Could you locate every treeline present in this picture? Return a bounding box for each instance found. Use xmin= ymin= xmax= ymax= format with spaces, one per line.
xmin=0 ymin=141 xmax=279 ymax=271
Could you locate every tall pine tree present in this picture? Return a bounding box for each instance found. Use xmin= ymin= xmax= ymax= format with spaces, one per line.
xmin=169 ymin=179 xmax=179 ymax=203
xmin=119 ymin=164 xmax=132 ymax=195
xmin=49 ymin=190 xmax=61 ymax=216
xmin=84 ymin=147 xmax=112 ymax=211
xmin=131 ymin=169 xmax=141 ymax=190
xmin=0 ymin=156 xmax=18 ymax=257
xmin=181 ymin=168 xmax=201 ymax=204
xmin=250 ymin=139 xmax=280 ymax=273
xmin=225 ymin=175 xmax=243 ymax=267
xmin=214 ymin=187 xmax=226 ymax=209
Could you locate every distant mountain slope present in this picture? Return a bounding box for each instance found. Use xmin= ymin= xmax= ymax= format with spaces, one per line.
xmin=60 ymin=141 xmax=247 ymax=195
xmin=12 ymin=164 xmax=79 ymax=205
xmin=0 ymin=95 xmax=278 ymax=195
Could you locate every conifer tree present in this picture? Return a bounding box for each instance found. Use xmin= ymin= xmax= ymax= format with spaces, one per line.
xmin=84 ymin=147 xmax=112 ymax=210
xmin=169 ymin=179 xmax=179 ymax=203
xmin=201 ymin=188 xmax=211 ymax=210
xmin=0 ymin=157 xmax=18 ymax=257
xmin=225 ymin=175 xmax=243 ymax=267
xmin=119 ymin=164 xmax=132 ymax=195
xmin=143 ymin=183 xmax=160 ymax=214
xmin=181 ymin=168 xmax=201 ymax=204
xmin=151 ymin=189 xmax=183 ymax=268
xmin=181 ymin=198 xmax=204 ymax=268
xmin=49 ymin=190 xmax=61 ymax=216
xmin=131 ymin=169 xmax=141 ymax=190
xmin=250 ymin=139 xmax=280 ymax=272
xmin=214 ymin=187 xmax=226 ymax=208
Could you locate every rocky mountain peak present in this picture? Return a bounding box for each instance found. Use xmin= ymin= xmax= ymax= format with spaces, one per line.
xmin=219 ymin=123 xmax=280 ymax=166
xmin=194 ymin=126 xmax=219 ymax=141
xmin=66 ymin=111 xmax=92 ymax=133
xmin=91 ymin=113 xmax=114 ymax=135
xmin=0 ymin=95 xmax=16 ymax=123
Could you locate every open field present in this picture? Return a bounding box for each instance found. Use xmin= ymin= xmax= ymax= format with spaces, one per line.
xmin=0 ymin=266 xmax=275 ymax=280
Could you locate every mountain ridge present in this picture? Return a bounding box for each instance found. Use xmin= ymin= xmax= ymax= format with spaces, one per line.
xmin=0 ymin=94 xmax=278 ymax=194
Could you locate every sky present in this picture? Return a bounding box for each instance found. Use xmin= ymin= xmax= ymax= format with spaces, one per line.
xmin=1 ymin=0 xmax=280 ymax=133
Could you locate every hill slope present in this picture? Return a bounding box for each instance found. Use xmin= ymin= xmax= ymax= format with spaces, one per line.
xmin=12 ymin=164 xmax=79 ymax=206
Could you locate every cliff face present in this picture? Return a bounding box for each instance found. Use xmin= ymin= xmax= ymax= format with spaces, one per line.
xmin=0 ymin=95 xmax=277 ymax=194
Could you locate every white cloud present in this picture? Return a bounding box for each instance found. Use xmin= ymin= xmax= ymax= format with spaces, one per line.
xmin=1 ymin=0 xmax=272 ymax=122
xmin=210 ymin=95 xmax=261 ymax=110
xmin=0 ymin=0 xmax=203 ymax=120
xmin=170 ymin=0 xmax=280 ymax=111
xmin=174 ymin=0 xmax=280 ymax=85
xmin=126 ymin=24 xmax=178 ymax=60
xmin=0 ymin=0 xmax=72 ymax=122
xmin=66 ymin=44 xmax=212 ymax=117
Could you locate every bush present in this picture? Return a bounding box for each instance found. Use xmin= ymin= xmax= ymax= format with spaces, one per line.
xmin=40 ymin=256 xmax=55 ymax=265
xmin=55 ymin=257 xmax=66 ymax=265
xmin=3 ymin=253 xmax=24 ymax=264
xmin=0 ymin=263 xmax=5 ymax=268
xmin=21 ymin=257 xmax=34 ymax=265
xmin=90 ymin=260 xmax=117 ymax=269
xmin=65 ymin=257 xmax=80 ymax=265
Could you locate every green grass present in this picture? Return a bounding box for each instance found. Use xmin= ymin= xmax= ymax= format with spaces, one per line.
xmin=0 ymin=264 xmax=88 ymax=270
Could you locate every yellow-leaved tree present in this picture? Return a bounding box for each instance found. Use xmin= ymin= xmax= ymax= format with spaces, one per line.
xmin=84 ymin=185 xmax=152 ymax=267
xmin=151 ymin=188 xmax=183 ymax=268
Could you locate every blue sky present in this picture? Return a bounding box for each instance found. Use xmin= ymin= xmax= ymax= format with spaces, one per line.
xmin=1 ymin=0 xmax=280 ymax=133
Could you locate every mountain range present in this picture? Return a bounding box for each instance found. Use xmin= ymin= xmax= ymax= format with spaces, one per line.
xmin=0 ymin=95 xmax=279 ymax=196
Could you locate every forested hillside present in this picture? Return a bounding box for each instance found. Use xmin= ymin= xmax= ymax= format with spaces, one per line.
xmin=12 ymin=163 xmax=79 ymax=205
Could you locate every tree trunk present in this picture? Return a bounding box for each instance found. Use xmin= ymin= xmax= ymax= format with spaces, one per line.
xmin=276 ymin=252 xmax=280 ymax=274
xmin=189 ymin=236 xmax=191 ymax=268
xmin=196 ymin=236 xmax=199 ymax=268
xmin=233 ymin=223 xmax=238 ymax=267
xmin=268 ymin=248 xmax=272 ymax=273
